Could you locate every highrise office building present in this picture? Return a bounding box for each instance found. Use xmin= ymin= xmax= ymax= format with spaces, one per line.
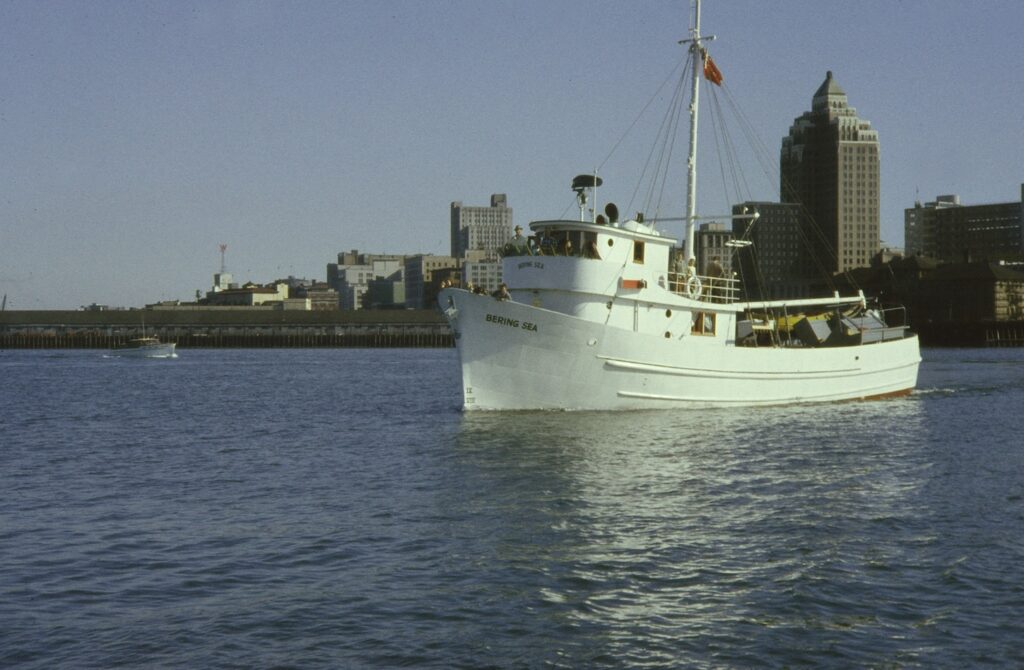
xmin=732 ymin=202 xmax=806 ymax=300
xmin=904 ymin=186 xmax=1024 ymax=264
xmin=450 ymin=194 xmax=513 ymax=259
xmin=904 ymin=195 xmax=961 ymax=259
xmin=695 ymin=222 xmax=734 ymax=278
xmin=780 ymin=71 xmax=880 ymax=276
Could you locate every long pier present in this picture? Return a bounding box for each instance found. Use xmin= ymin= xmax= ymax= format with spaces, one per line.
xmin=985 ymin=323 xmax=1024 ymax=347
xmin=5 ymin=308 xmax=1023 ymax=349
xmin=0 ymin=309 xmax=454 ymax=349
xmin=911 ymin=320 xmax=1024 ymax=348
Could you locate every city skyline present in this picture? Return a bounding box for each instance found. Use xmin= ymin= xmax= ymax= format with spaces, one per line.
xmin=3 ymin=0 xmax=1023 ymax=310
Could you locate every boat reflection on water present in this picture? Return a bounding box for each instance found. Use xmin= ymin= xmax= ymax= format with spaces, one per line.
xmin=448 ymin=398 xmax=930 ymax=664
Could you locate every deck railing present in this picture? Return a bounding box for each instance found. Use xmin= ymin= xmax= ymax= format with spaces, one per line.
xmin=668 ymin=272 xmax=741 ymax=304
xmin=499 ymin=244 xmax=741 ymax=303
xmin=500 ymin=240 xmax=601 ymax=258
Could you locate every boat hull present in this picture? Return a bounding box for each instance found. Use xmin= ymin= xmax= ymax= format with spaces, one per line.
xmin=440 ymin=289 xmax=920 ymax=410
xmin=112 ymin=342 xmax=177 ymax=359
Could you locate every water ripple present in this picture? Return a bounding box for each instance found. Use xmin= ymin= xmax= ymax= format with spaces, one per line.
xmin=2 ymin=348 xmax=1024 ymax=667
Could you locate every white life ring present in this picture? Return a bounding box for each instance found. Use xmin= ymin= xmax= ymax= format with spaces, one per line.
xmin=686 ymin=275 xmax=703 ymax=299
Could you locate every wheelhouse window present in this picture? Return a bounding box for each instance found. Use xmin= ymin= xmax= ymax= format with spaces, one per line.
xmin=633 ymin=241 xmax=645 ymax=264
xmin=691 ymin=311 xmax=716 ymax=336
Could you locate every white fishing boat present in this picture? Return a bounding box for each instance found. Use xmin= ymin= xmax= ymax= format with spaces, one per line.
xmin=438 ymin=1 xmax=920 ymax=410
xmin=112 ymin=336 xmax=177 ymax=359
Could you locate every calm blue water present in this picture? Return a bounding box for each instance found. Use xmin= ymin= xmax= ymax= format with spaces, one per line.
xmin=2 ymin=347 xmax=1023 ymax=668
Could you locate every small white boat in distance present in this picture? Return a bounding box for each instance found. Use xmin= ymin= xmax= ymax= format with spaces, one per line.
xmin=112 ymin=336 xmax=177 ymax=359
xmin=438 ymin=1 xmax=920 ymax=411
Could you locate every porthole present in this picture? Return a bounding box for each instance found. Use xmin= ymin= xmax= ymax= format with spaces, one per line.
xmin=665 ymin=331 xmax=672 ymax=338
xmin=607 ymin=239 xmax=614 ymax=247
xmin=665 ymin=309 xmax=672 ymax=318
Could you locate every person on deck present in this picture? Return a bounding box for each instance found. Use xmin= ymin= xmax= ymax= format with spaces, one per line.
xmin=507 ymin=225 xmax=530 ymax=255
xmin=673 ymin=250 xmax=686 ymax=274
xmin=705 ymin=260 xmax=724 ymax=278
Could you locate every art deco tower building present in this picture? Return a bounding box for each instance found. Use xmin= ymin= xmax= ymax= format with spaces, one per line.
xmin=780 ymin=71 xmax=880 ymax=275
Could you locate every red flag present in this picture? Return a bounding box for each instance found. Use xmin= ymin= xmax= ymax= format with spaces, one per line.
xmin=703 ymin=52 xmax=723 ymax=86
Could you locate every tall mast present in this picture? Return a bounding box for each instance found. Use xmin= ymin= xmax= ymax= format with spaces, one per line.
xmin=683 ymin=0 xmax=711 ymax=262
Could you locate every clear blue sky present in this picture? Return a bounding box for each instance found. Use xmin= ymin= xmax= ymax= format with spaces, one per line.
xmin=3 ymin=0 xmax=1022 ymax=309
